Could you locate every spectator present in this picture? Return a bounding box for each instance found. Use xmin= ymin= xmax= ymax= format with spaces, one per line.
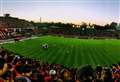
xmin=77 ymin=65 xmax=96 ymax=82
xmin=0 ymin=58 xmax=8 ymax=82
xmin=14 ymin=65 xmax=27 ymax=82
xmin=24 ymin=65 xmax=32 ymax=82
xmin=1 ymin=48 xmax=120 ymax=82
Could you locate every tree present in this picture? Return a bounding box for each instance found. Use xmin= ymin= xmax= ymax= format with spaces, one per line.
xmin=116 ymin=23 xmax=120 ymax=31
xmin=80 ymin=22 xmax=87 ymax=28
xmin=80 ymin=22 xmax=87 ymax=35
xmin=104 ymin=24 xmax=110 ymax=29
xmin=4 ymin=13 xmax=10 ymax=18
xmin=109 ymin=22 xmax=118 ymax=30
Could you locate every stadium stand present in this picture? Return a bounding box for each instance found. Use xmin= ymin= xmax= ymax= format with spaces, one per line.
xmin=0 ymin=30 xmax=7 ymax=40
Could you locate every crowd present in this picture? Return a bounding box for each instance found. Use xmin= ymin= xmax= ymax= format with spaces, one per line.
xmin=0 ymin=47 xmax=120 ymax=82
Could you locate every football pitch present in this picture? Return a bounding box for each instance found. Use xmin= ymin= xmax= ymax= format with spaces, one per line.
xmin=2 ymin=36 xmax=120 ymax=67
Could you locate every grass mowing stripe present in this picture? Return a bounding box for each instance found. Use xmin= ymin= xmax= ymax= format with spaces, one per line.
xmin=75 ymin=46 xmax=81 ymax=67
xmin=81 ymin=42 xmax=91 ymax=65
xmin=92 ymin=47 xmax=107 ymax=66
xmin=3 ymin=35 xmax=120 ymax=67
xmin=65 ymin=46 xmax=74 ymax=66
xmin=44 ymin=47 xmax=60 ymax=63
xmin=29 ymin=39 xmax=55 ymax=60
xmin=102 ymin=48 xmax=116 ymax=64
xmin=56 ymin=44 xmax=70 ymax=66
xmin=43 ymin=43 xmax=62 ymax=63
xmin=88 ymin=47 xmax=96 ymax=67
xmin=106 ymin=46 xmax=120 ymax=64
xmin=98 ymin=48 xmax=110 ymax=65
xmin=49 ymin=46 xmax=65 ymax=64
xmin=17 ymin=41 xmax=39 ymax=57
xmin=47 ymin=38 xmax=69 ymax=64
xmin=69 ymin=44 xmax=76 ymax=67
xmin=95 ymin=46 xmax=109 ymax=66
xmin=90 ymin=46 xmax=101 ymax=66
xmin=61 ymin=39 xmax=73 ymax=67
xmin=86 ymin=47 xmax=94 ymax=65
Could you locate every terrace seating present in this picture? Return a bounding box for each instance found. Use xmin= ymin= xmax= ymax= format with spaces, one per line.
xmin=0 ymin=30 xmax=7 ymax=40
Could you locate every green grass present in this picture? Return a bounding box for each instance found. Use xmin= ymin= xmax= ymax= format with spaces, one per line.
xmin=2 ymin=35 xmax=120 ymax=68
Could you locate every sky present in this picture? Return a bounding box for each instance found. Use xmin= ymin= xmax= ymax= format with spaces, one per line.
xmin=0 ymin=0 xmax=119 ymax=25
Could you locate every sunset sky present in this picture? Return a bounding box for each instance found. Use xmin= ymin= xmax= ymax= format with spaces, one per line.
xmin=0 ymin=0 xmax=119 ymax=25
